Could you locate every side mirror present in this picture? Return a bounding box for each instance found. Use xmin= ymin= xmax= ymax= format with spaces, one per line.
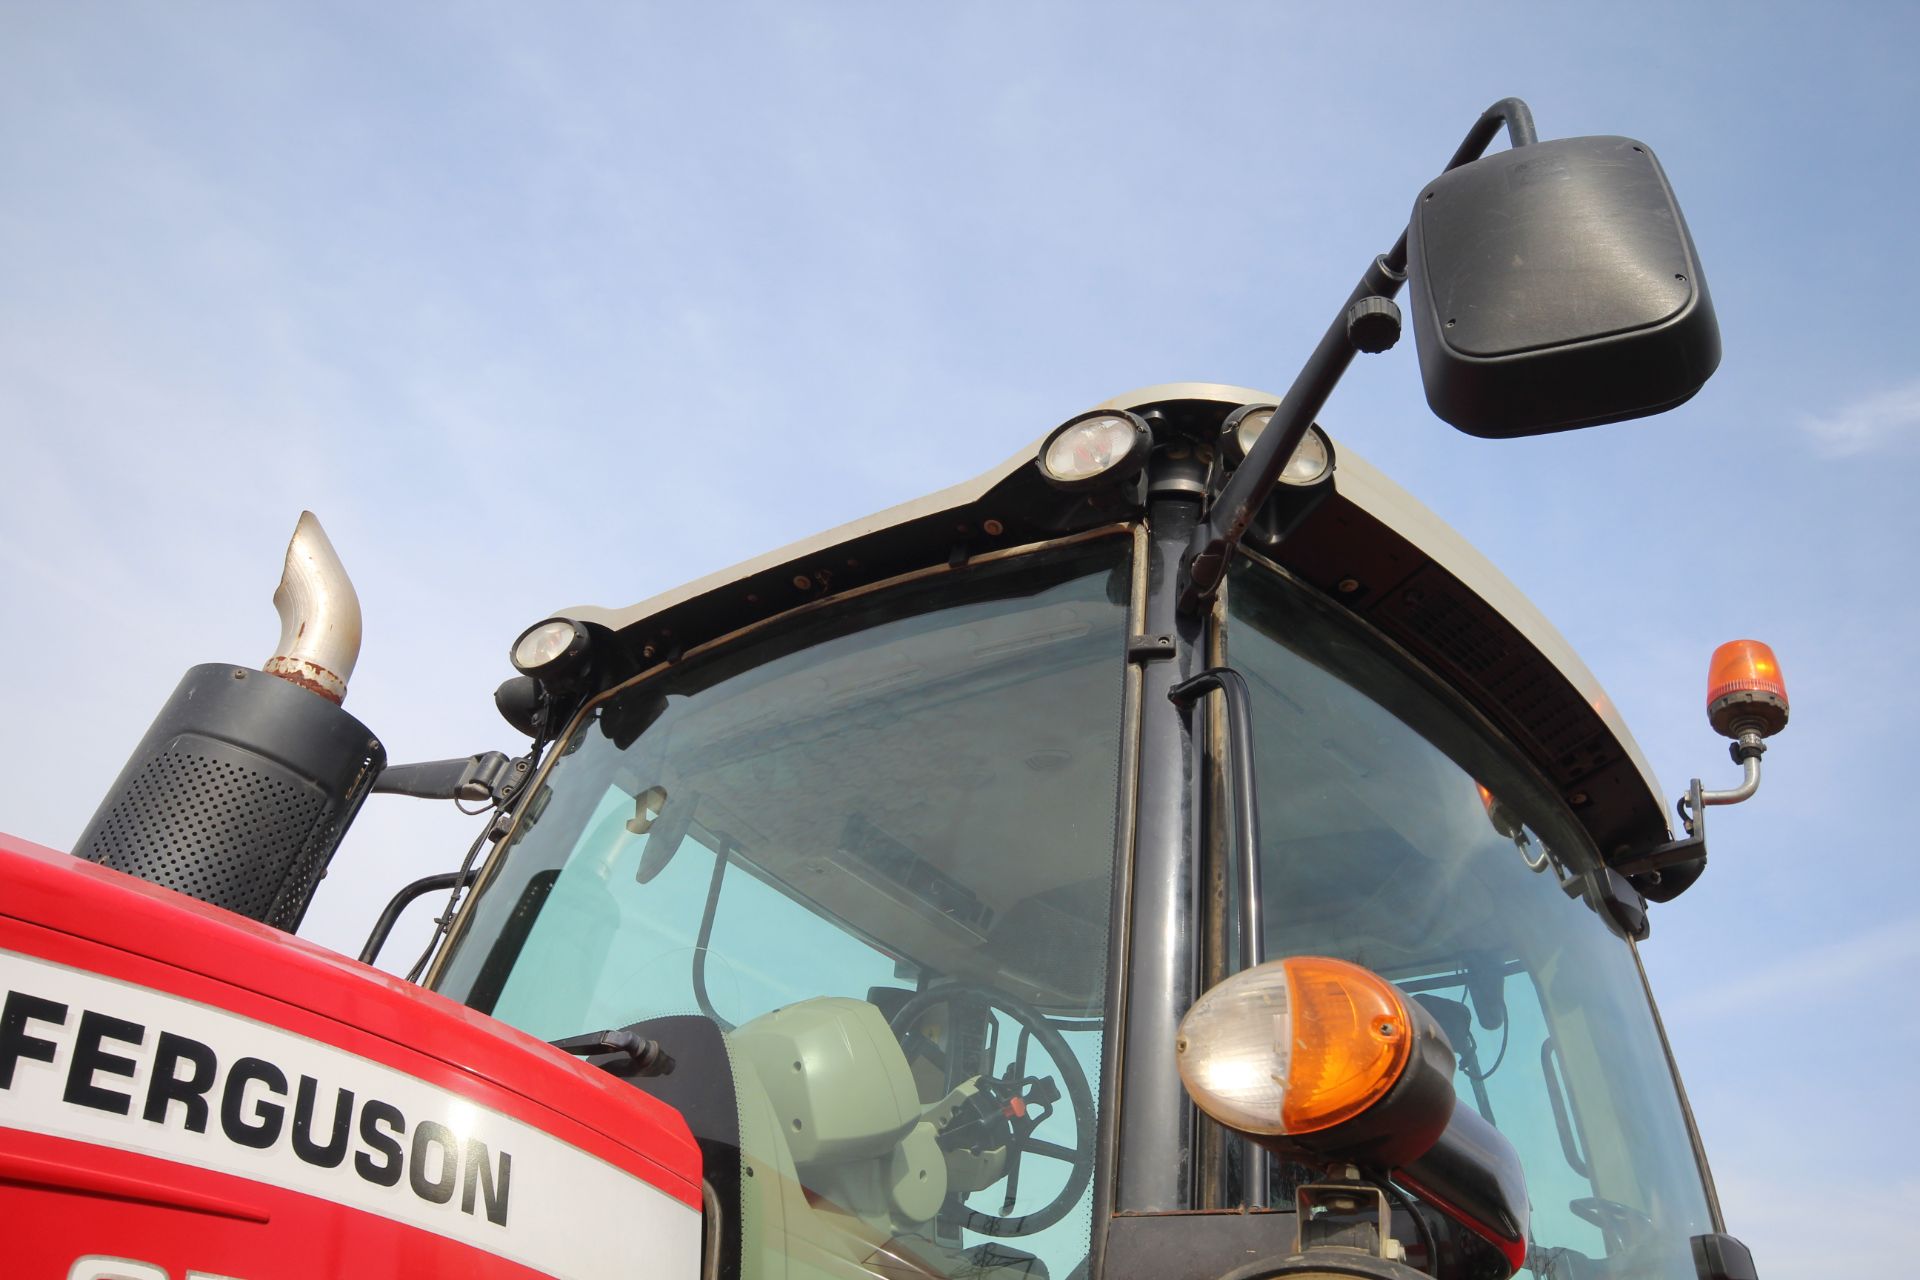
xmin=1406 ymin=135 xmax=1720 ymax=438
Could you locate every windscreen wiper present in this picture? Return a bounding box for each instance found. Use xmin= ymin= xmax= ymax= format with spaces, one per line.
xmin=551 ymin=1027 xmax=675 ymax=1078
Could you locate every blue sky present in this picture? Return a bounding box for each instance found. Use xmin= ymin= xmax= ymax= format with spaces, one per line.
xmin=3 ymin=4 xmax=1916 ymax=1272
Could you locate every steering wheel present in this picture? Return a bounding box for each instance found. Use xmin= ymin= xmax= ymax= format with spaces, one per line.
xmin=888 ymin=982 xmax=1095 ymax=1237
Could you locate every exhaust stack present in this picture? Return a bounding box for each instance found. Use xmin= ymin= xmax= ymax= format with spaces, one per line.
xmin=75 ymin=513 xmax=386 ymax=932
xmin=264 ymin=511 xmax=362 ymax=703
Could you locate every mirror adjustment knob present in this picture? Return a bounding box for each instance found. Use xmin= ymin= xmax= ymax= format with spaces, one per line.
xmin=1346 ymin=296 xmax=1402 ymax=353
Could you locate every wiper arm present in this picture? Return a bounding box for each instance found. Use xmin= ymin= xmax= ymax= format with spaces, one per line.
xmin=551 ymin=1027 xmax=675 ymax=1078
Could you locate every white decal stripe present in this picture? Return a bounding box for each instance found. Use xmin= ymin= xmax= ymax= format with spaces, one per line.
xmin=0 ymin=950 xmax=701 ymax=1280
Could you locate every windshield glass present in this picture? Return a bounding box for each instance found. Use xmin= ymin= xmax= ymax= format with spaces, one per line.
xmin=1227 ymin=556 xmax=1715 ymax=1280
xmin=436 ymin=540 xmax=1130 ymax=1280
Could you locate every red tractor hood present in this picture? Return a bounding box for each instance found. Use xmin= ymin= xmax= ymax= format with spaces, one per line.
xmin=0 ymin=833 xmax=703 ymax=1279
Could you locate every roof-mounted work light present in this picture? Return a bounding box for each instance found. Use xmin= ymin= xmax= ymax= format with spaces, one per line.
xmin=1220 ymin=404 xmax=1334 ymax=486
xmin=1037 ymin=409 xmax=1153 ymax=490
xmin=511 ymin=617 xmax=592 ymax=682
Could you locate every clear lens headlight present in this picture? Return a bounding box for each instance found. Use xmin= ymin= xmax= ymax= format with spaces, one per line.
xmin=1038 ymin=410 xmax=1151 ymax=489
xmin=511 ymin=618 xmax=589 ymax=676
xmin=1225 ymin=405 xmax=1335 ymax=486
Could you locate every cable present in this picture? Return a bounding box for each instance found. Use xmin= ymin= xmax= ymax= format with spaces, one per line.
xmin=1385 ymin=1178 xmax=1437 ymax=1272
xmin=402 ymin=811 xmax=498 ymax=982
xmin=403 ymin=735 xmax=548 ymax=983
xmin=1470 ymin=1005 xmax=1512 ymax=1082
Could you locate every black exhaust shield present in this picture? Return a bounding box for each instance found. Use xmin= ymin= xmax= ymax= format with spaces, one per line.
xmin=75 ymin=663 xmax=385 ymax=932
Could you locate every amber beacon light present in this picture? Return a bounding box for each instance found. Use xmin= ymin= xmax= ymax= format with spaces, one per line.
xmin=1706 ymin=638 xmax=1789 ymax=738
xmin=1693 ymin=637 xmax=1789 ymax=810
xmin=1609 ymin=638 xmax=1794 ymax=896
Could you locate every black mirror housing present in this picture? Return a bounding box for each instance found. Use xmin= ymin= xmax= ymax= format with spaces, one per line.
xmin=1406 ymin=135 xmax=1720 ymax=438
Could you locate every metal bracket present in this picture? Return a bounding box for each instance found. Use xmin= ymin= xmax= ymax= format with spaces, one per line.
xmin=1293 ymin=1175 xmax=1405 ymax=1262
xmin=372 ymin=750 xmax=534 ymax=806
xmin=1611 ymin=779 xmax=1707 ymax=878
xmin=1126 ymin=634 xmax=1176 ymax=662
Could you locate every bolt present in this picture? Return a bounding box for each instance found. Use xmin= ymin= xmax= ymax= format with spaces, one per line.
xmin=983 ymin=519 xmax=1004 ymax=536
xmin=1337 ymin=578 xmax=1360 ymax=594
xmin=793 ymin=574 xmax=811 ymax=590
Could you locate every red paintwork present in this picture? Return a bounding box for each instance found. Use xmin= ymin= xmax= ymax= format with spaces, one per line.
xmin=1398 ymin=1169 xmax=1528 ymax=1274
xmin=2 ymin=1127 xmax=556 ymax=1277
xmin=0 ymin=832 xmax=703 ymax=1274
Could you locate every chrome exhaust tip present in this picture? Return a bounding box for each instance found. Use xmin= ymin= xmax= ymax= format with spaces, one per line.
xmin=264 ymin=511 xmax=362 ymax=704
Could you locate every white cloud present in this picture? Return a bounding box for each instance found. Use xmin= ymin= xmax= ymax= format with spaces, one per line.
xmin=1801 ymin=380 xmax=1920 ymax=457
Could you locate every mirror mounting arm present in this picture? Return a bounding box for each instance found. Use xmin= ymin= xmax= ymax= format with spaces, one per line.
xmin=372 ymin=750 xmax=532 ymax=806
xmin=1176 ymin=98 xmax=1537 ymax=616
xmin=1439 ymin=96 xmax=1537 ymax=171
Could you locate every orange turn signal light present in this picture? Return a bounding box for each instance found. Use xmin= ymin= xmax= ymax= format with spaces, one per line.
xmin=1176 ymin=955 xmax=1414 ymax=1136
xmin=1283 ymin=957 xmax=1414 ymax=1131
xmin=1706 ymin=639 xmax=1789 ymax=738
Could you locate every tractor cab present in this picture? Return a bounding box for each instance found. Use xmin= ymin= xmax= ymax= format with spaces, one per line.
xmin=423 ymin=385 xmax=1739 ymax=1280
